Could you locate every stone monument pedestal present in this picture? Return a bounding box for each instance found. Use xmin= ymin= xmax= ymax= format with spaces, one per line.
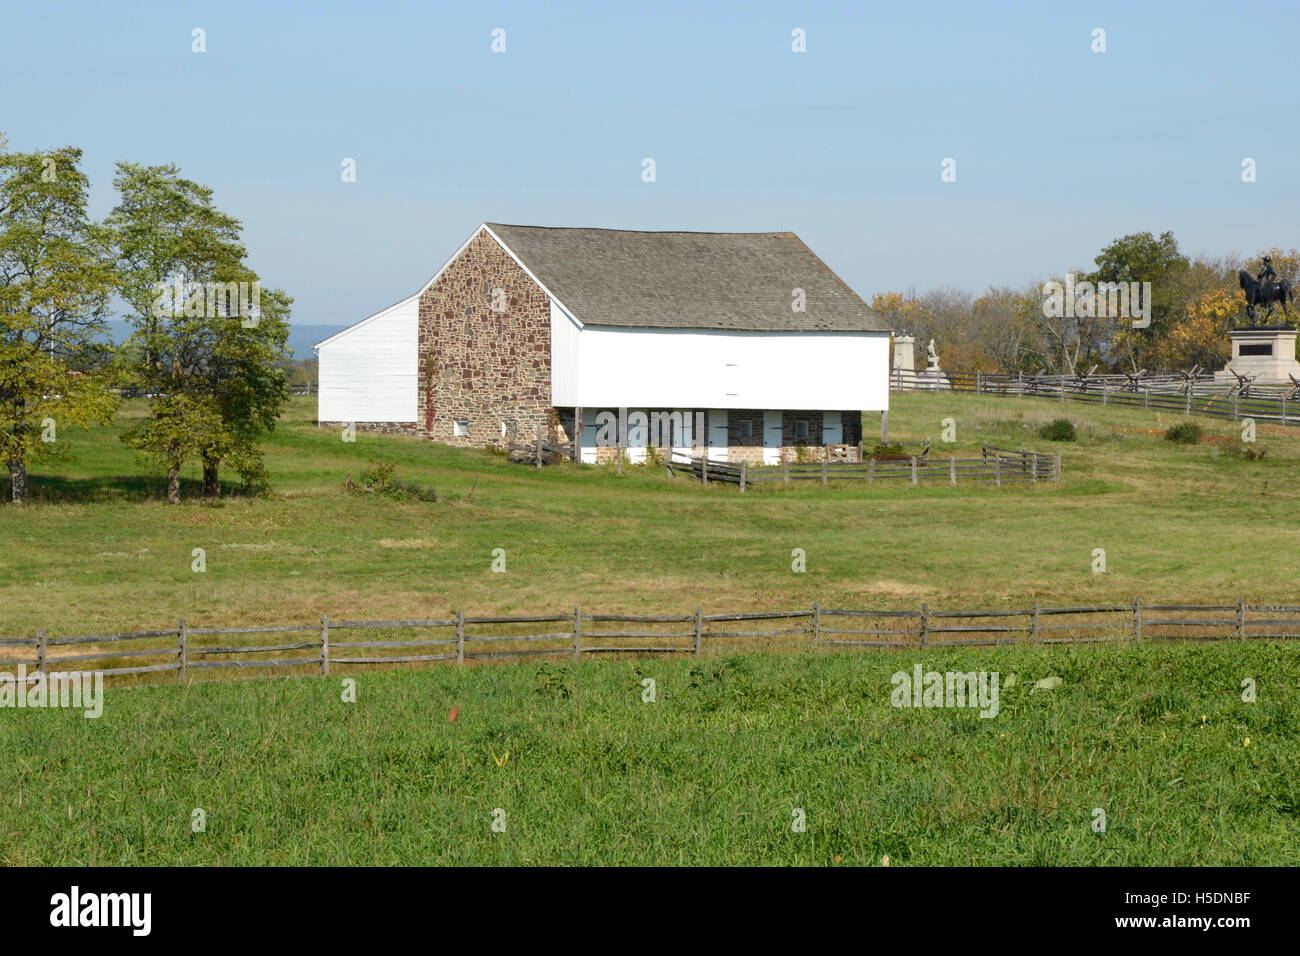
xmin=1215 ymin=326 xmax=1300 ymax=384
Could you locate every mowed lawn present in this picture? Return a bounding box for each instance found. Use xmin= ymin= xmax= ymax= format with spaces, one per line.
xmin=1 ymin=391 xmax=1298 ymax=637
xmin=1 ymin=642 xmax=1296 ymax=865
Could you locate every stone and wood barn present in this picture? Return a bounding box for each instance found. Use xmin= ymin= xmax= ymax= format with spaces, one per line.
xmin=315 ymin=223 xmax=890 ymax=463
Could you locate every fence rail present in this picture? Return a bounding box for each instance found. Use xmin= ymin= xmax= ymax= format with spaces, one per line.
xmin=891 ymin=368 xmax=1300 ymax=427
xmin=2 ymin=598 xmax=1294 ymax=686
xmin=667 ymin=444 xmax=1059 ymax=490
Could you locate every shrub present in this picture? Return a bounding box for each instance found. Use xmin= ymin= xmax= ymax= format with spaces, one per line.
xmin=345 ymin=459 xmax=437 ymax=502
xmin=1164 ymin=422 xmax=1203 ymax=445
xmin=1038 ymin=418 xmax=1077 ymax=442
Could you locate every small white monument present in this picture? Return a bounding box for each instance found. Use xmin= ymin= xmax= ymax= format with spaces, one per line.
xmin=914 ymin=337 xmax=952 ymax=390
xmin=892 ymin=333 xmax=916 ymax=376
xmin=1215 ymin=326 xmax=1300 ymax=385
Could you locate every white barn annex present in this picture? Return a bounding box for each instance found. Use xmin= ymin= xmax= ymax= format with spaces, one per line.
xmin=315 ymin=222 xmax=891 ymax=463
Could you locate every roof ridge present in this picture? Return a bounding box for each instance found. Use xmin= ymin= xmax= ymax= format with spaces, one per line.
xmin=486 ymin=222 xmax=797 ymax=238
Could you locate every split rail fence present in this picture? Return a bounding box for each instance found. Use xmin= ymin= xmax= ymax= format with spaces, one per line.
xmin=2 ymin=599 xmax=1296 ymax=687
xmin=891 ymin=368 xmax=1300 ymax=427
xmin=668 ymin=444 xmax=1059 ymax=490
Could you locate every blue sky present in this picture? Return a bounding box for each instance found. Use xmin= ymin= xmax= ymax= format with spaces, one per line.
xmin=3 ymin=0 xmax=1297 ymax=330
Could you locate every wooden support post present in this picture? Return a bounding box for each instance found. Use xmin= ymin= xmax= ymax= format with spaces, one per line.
xmin=1132 ymin=598 xmax=1142 ymax=641
xmin=1233 ymin=392 xmax=1239 ymax=420
xmin=811 ymin=601 xmax=821 ymax=645
xmin=880 ymin=409 xmax=888 ymax=444
xmin=572 ymin=606 xmax=582 ymax=662
xmin=1282 ymin=395 xmax=1288 ymax=425
xmin=919 ymin=602 xmax=929 ymax=649
xmin=976 ymin=371 xmax=982 ymax=393
xmin=1017 ymin=372 xmax=1023 ymax=397
xmin=910 ymin=456 xmax=917 ymax=485
xmin=783 ymin=459 xmax=789 ymax=485
xmin=1055 ymin=453 xmax=1061 ymax=483
xmin=1144 ymin=386 xmax=1150 ymax=409
xmin=869 ymin=459 xmax=875 ymax=482
xmin=702 ymin=455 xmax=708 ymax=485
xmin=572 ymin=407 xmax=582 ymax=462
xmin=1236 ymin=597 xmax=1246 ymax=641
xmin=822 ymin=454 xmax=828 ymax=485
xmin=994 ymin=456 xmax=1001 ymax=487
xmin=1031 ymin=453 xmax=1038 ymax=483
xmin=1102 ymin=384 xmax=1108 ymax=405
xmin=856 ymin=439 xmax=863 ymax=463
xmin=949 ymin=455 xmax=956 ymax=484
xmin=178 ymin=620 xmax=187 ymax=682
xmin=320 ymin=613 xmax=330 ymax=675
xmin=455 ymin=610 xmax=465 ymax=666
xmin=740 ymin=460 xmax=747 ymax=493
xmin=1031 ymin=601 xmax=1040 ymax=646
xmin=693 ymin=607 xmax=703 ymax=657
xmin=36 ymin=628 xmax=46 ymax=674
xmin=1185 ymin=390 xmax=1191 ymax=414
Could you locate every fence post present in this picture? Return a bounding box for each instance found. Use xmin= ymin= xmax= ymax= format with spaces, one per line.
xmin=693 ymin=607 xmax=703 ymax=657
xmin=36 ymin=628 xmax=46 ymax=674
xmin=455 ymin=610 xmax=465 ymax=666
xmin=1185 ymin=389 xmax=1191 ymax=414
xmin=1031 ymin=601 xmax=1040 ymax=646
xmin=994 ymin=456 xmax=1001 ymax=487
xmin=1233 ymin=392 xmax=1239 ymax=420
xmin=320 ymin=613 xmax=330 ymax=675
xmin=811 ymin=601 xmax=821 ymax=645
xmin=919 ymin=602 xmax=929 ymax=649
xmin=535 ymin=424 xmax=544 ymax=468
xmin=1102 ymin=384 xmax=1108 ymax=405
xmin=1236 ymin=597 xmax=1246 ymax=641
xmin=949 ymin=455 xmax=956 ymax=485
xmin=1144 ymin=386 xmax=1150 ymax=409
xmin=1055 ymin=453 xmax=1061 ymax=483
xmin=1282 ymin=394 xmax=1288 ymax=425
xmin=702 ymin=454 xmax=709 ymax=485
xmin=822 ymin=455 xmax=828 ymax=485
xmin=976 ymin=371 xmax=982 ymax=393
xmin=1132 ymin=598 xmax=1142 ymax=642
xmin=857 ymin=439 xmax=863 ymax=462
xmin=740 ymin=460 xmax=747 ymax=493
xmin=178 ymin=619 xmax=187 ymax=682
xmin=572 ymin=605 xmax=582 ymax=662
xmin=1017 ymin=371 xmax=1023 ymax=397
xmin=1030 ymin=453 xmax=1038 ymax=483
xmin=910 ymin=456 xmax=917 ymax=485
xmin=869 ymin=459 xmax=875 ymax=483
xmin=783 ymin=459 xmax=789 ymax=485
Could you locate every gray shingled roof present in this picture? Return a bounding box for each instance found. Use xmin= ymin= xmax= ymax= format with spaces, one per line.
xmin=485 ymin=223 xmax=887 ymax=333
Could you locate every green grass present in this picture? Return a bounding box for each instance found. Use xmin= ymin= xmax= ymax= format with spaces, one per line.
xmin=2 ymin=392 xmax=1297 ymax=636
xmin=2 ymin=642 xmax=1296 ymax=865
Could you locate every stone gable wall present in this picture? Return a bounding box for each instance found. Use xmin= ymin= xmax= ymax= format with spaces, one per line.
xmin=417 ymin=230 xmax=558 ymax=447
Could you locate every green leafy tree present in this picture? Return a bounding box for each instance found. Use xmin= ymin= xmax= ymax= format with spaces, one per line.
xmin=108 ymin=163 xmax=289 ymax=501
xmin=1089 ymin=231 xmax=1190 ymax=372
xmin=0 ymin=137 xmax=118 ymax=503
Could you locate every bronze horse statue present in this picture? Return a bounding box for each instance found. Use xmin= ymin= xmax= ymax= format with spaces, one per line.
xmin=1239 ymin=269 xmax=1293 ymax=323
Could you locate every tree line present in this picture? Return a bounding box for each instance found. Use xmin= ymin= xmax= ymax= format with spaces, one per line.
xmin=0 ymin=135 xmax=290 ymax=504
xmin=873 ymin=231 xmax=1296 ymax=376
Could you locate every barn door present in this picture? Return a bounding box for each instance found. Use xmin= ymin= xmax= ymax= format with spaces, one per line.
xmin=707 ymin=409 xmax=728 ymax=462
xmin=763 ymin=411 xmax=782 ymax=465
xmin=822 ymin=412 xmax=842 ymax=448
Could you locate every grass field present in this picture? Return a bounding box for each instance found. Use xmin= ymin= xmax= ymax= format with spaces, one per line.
xmin=2 ymin=641 xmax=1296 ymax=865
xmin=2 ymin=391 xmax=1297 ymax=637
xmin=2 ymin=392 xmax=1298 ymax=866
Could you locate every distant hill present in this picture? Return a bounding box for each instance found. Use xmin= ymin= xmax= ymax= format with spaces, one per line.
xmin=102 ymin=321 xmax=350 ymax=361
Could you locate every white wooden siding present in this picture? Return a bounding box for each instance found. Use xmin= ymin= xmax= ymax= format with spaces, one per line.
xmin=575 ymin=327 xmax=889 ymax=411
xmin=549 ymin=300 xmax=581 ymax=405
xmin=316 ymin=294 xmax=419 ymax=422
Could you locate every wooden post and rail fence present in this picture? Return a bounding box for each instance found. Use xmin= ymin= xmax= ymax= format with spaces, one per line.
xmin=2 ymin=599 xmax=1295 ymax=686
